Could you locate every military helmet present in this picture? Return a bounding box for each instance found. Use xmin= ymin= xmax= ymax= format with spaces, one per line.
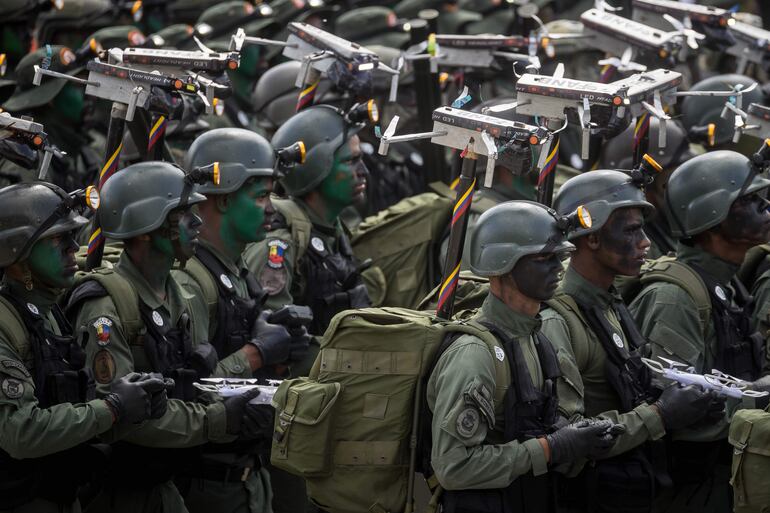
xmin=2 ymin=46 xmax=81 ymax=112
xmin=34 ymin=0 xmax=119 ymax=49
xmin=470 ymin=200 xmax=576 ymax=277
xmin=252 ymin=61 xmax=303 ymax=132
xmin=185 ymin=128 xmax=276 ymax=195
xmin=599 ymin=118 xmax=694 ymax=171
xmin=0 ymin=182 xmax=90 ymax=267
xmin=81 ymin=25 xmax=147 ymax=56
xmin=272 ymin=105 xmax=366 ymax=197
xmin=335 ymin=7 xmax=410 ymax=49
xmin=680 ymin=74 xmax=765 ymax=147
xmin=665 ymin=150 xmax=770 ymax=237
xmin=99 ymin=161 xmax=206 ymax=239
xmin=148 ymin=24 xmax=195 ymax=49
xmin=554 ymin=169 xmax=654 ymax=239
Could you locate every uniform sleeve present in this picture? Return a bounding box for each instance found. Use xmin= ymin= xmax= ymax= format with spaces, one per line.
xmin=72 ymin=296 xmax=230 ymax=446
xmin=629 ymin=282 xmax=730 ymax=442
xmin=243 ymin=227 xmax=296 ymax=311
xmin=540 ymin=309 xmax=665 ymax=472
xmin=0 ymin=336 xmax=113 ymax=459
xmin=751 ymin=271 xmax=770 ymax=346
xmin=427 ymin=336 xmax=548 ymax=490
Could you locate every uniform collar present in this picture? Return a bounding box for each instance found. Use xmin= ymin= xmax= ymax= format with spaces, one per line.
xmin=297 ymin=198 xmax=341 ymax=236
xmin=560 ymin=265 xmax=617 ymax=309
xmin=3 ymin=278 xmax=60 ymax=316
xmin=198 ymin=239 xmax=242 ymax=277
xmin=116 ymin=252 xmax=187 ymax=314
xmin=677 ymin=242 xmax=738 ymax=285
xmin=476 ymin=293 xmax=542 ymax=339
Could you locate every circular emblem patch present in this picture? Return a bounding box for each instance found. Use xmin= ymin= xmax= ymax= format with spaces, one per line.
xmin=456 ymin=407 xmax=480 ymax=439
xmin=152 ymin=310 xmax=164 ymax=327
xmin=26 ymin=303 xmax=39 ymax=315
xmin=220 ymin=274 xmax=233 ymax=289
xmin=612 ymin=333 xmax=624 ymax=348
xmin=2 ymin=378 xmax=24 ymax=399
xmin=714 ymin=286 xmax=727 ymax=302
xmin=311 ymin=237 xmax=325 ymax=252
xmin=93 ymin=350 xmax=116 ymax=385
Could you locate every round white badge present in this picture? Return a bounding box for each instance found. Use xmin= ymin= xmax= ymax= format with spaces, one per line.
xmin=26 ymin=303 xmax=39 ymax=315
xmin=152 ymin=311 xmax=164 ymax=327
xmin=220 ymin=274 xmax=233 ymax=289
xmin=311 ymin=237 xmax=325 ymax=252
xmin=714 ymin=286 xmax=727 ymax=302
xmin=612 ymin=333 xmax=624 ymax=348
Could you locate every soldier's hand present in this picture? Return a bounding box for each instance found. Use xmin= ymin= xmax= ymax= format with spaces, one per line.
xmin=653 ymin=384 xmax=725 ymax=431
xmin=750 ymin=375 xmax=770 ymax=394
xmin=241 ymin=403 xmax=275 ymax=440
xmin=104 ymin=372 xmax=157 ymax=425
xmin=286 ymin=324 xmax=311 ymax=363
xmin=139 ymin=373 xmax=174 ymax=420
xmin=545 ymin=419 xmax=620 ymax=466
xmin=224 ymin=388 xmax=261 ymax=435
xmin=249 ymin=311 xmax=292 ymax=366
xmin=187 ymin=341 xmax=219 ymax=379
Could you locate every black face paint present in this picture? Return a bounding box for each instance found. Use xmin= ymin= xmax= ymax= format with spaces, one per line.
xmin=721 ymin=191 xmax=770 ymax=245
xmin=510 ymin=252 xmax=566 ymax=301
xmin=597 ymin=208 xmax=650 ymax=277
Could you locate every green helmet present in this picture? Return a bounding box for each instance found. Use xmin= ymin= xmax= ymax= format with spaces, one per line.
xmin=469 ymin=200 xmax=576 ymax=277
xmin=252 ymin=61 xmax=303 ymax=132
xmin=554 ymin=169 xmax=654 ymax=239
xmin=2 ymin=45 xmax=81 ymax=112
xmin=98 ymin=161 xmax=206 ymax=239
xmin=185 ymin=128 xmax=276 ymax=195
xmin=680 ymin=74 xmax=764 ymax=147
xmin=0 ymin=182 xmax=90 ymax=267
xmin=665 ymin=150 xmax=770 ymax=238
xmin=148 ymin=24 xmax=194 ymax=48
xmin=81 ymin=25 xmax=147 ymax=55
xmin=599 ymin=118 xmax=694 ymax=171
xmin=34 ymin=0 xmax=119 ymax=49
xmin=335 ymin=7 xmax=410 ymax=50
xmin=271 ymin=105 xmax=366 ymax=197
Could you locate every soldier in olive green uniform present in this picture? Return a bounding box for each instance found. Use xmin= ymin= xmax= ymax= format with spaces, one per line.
xmin=540 ymin=169 xmax=725 ymax=512
xmin=629 ymin=151 xmax=770 ymax=513
xmin=174 ymin=128 xmax=312 ymax=513
xmin=243 ymin=105 xmax=372 ymax=335
xmin=0 ymin=182 xmax=166 ymax=513
xmin=65 ymin=161 xmax=259 ymax=513
xmin=427 ymin=200 xmax=625 ymax=513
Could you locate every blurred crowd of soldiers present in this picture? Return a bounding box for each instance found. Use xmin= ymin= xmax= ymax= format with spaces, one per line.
xmin=4 ymin=1 xmax=770 ymax=513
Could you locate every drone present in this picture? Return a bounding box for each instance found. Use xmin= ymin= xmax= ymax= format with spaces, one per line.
xmin=194 ymin=378 xmax=283 ymax=405
xmin=0 ymin=112 xmax=64 ymax=180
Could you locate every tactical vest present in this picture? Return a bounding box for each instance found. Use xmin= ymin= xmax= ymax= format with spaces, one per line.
xmin=0 ymin=290 xmax=107 ymax=508
xmin=430 ymin=325 xmax=561 ymax=513
xmin=185 ymin=246 xmax=264 ymax=359
xmin=302 ymin=226 xmax=371 ymax=334
xmin=546 ymin=294 xmax=660 ymax=513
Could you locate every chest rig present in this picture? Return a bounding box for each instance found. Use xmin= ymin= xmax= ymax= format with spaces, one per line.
xmin=195 ymin=245 xmax=264 ymax=358
xmin=301 ymin=227 xmax=371 ymax=333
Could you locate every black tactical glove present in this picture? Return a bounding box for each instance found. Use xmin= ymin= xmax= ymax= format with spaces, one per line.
xmin=224 ymin=388 xmax=262 ymax=435
xmin=545 ymin=419 xmax=622 ymax=467
xmin=241 ymin=403 xmax=275 ymax=440
xmin=347 ymin=283 xmax=371 ymax=309
xmin=654 ymin=384 xmax=726 ymax=431
xmin=285 ymin=325 xmax=311 ymax=363
xmin=187 ymin=341 xmax=219 ymax=379
xmin=104 ymin=372 xmax=165 ymax=425
xmin=249 ymin=310 xmax=292 ymax=366
xmin=142 ymin=373 xmax=175 ymax=419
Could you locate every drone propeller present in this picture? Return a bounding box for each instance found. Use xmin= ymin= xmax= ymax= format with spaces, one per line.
xmin=388 ymin=54 xmax=404 ymax=103
xmin=378 ymin=115 xmax=400 ymax=155
xmin=663 ymin=13 xmax=705 ymax=51
xmin=598 ymin=47 xmax=647 ymax=73
xmin=594 ymin=0 xmax=621 ymax=12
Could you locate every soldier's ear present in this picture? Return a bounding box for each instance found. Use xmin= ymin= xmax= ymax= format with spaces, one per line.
xmin=216 ymin=194 xmax=229 ymax=214
xmin=586 ymin=232 xmax=601 ymax=251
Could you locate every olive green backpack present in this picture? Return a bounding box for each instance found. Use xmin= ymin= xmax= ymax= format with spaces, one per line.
xmin=270 ymin=307 xmax=509 ymax=513
xmin=729 ymin=407 xmax=770 ymax=512
xmin=351 ymin=191 xmax=453 ymax=309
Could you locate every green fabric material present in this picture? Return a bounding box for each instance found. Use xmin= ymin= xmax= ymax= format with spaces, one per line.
xmin=730 ymin=407 xmax=770 ymax=512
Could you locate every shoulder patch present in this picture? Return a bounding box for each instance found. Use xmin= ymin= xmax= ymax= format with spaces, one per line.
xmin=465 ymin=381 xmax=495 ymax=429
xmin=493 ymin=346 xmax=505 ymax=361
xmin=456 ymin=407 xmax=480 ymax=439
xmin=93 ymin=350 xmax=116 ymax=384
xmin=2 ymin=378 xmax=24 ymax=399
xmin=267 ymin=239 xmax=289 ymax=269
xmin=259 ymin=265 xmax=288 ymax=296
xmin=1 ymin=360 xmax=30 ymax=378
xmin=92 ymin=317 xmax=113 ymax=346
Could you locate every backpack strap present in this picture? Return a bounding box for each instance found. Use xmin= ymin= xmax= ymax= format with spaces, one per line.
xmin=0 ymin=295 xmax=30 ymax=361
xmin=640 ymin=259 xmax=711 ymax=337
xmin=67 ymin=268 xmax=143 ymax=345
xmin=738 ymin=244 xmax=770 ymax=290
xmin=273 ymin=198 xmax=312 ymax=266
xmin=178 ymin=257 xmax=219 ymax=321
xmin=545 ymin=294 xmax=591 ymax=355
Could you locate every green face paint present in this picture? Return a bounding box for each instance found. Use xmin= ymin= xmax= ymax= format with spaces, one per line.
xmin=151 ymin=208 xmax=201 ymax=263
xmin=318 ymin=138 xmax=366 ymax=218
xmin=223 ymin=178 xmax=273 ymax=245
xmin=26 ymin=231 xmax=79 ymax=290
xmin=52 ymin=82 xmax=85 ymax=123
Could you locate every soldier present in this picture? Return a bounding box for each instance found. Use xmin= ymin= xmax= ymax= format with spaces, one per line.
xmin=539 ymin=169 xmax=725 ymax=512
xmin=629 ymin=151 xmax=770 ymax=513
xmin=243 ymin=105 xmax=372 ymax=335
xmin=174 ymin=128 xmax=311 ymax=513
xmin=0 ymin=182 xmax=166 ymax=513
xmin=65 ymin=161 xmax=259 ymax=513
xmin=599 ymin=119 xmax=697 ymax=258
xmin=427 ymin=200 xmax=624 ymax=513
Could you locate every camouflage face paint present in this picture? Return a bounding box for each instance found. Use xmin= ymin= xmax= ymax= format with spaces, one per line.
xmin=26 ymin=230 xmax=79 ymax=289
xmin=222 ymin=178 xmax=274 ymax=246
xmin=318 ymin=136 xmax=365 ymax=218
xmin=597 ymin=208 xmax=650 ymax=277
